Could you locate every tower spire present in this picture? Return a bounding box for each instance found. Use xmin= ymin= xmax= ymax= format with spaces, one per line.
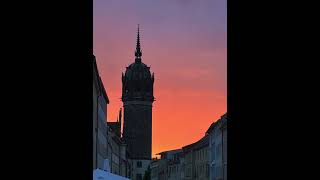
xmin=135 ymin=24 xmax=142 ymax=62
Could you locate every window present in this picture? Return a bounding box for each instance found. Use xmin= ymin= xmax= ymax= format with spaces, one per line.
xmin=212 ymin=142 xmax=216 ymax=161
xmin=201 ymin=150 xmax=203 ymax=160
xmin=136 ymin=173 xmax=142 ymax=180
xmin=217 ymin=143 xmax=222 ymax=157
xmin=186 ymin=167 xmax=191 ymax=177
xmin=137 ymin=161 xmax=142 ymax=168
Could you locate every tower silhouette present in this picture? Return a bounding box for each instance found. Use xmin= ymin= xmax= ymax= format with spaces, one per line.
xmin=122 ymin=25 xmax=154 ymax=160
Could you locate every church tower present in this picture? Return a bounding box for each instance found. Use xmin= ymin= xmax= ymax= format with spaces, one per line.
xmin=122 ymin=25 xmax=154 ymax=179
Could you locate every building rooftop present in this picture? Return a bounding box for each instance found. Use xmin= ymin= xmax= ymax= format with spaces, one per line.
xmin=206 ymin=112 xmax=227 ymax=134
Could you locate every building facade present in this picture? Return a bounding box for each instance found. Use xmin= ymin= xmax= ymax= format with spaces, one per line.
xmin=93 ymin=55 xmax=110 ymax=170
xmin=151 ymin=136 xmax=209 ymax=180
xmin=193 ymin=136 xmax=209 ymax=180
xmin=151 ymin=149 xmax=183 ymax=180
xmin=145 ymin=112 xmax=227 ymax=180
xmin=166 ymin=150 xmax=183 ymax=180
xmin=207 ymin=113 xmax=227 ymax=180
xmin=150 ymin=159 xmax=160 ymax=180
xmin=122 ymin=26 xmax=154 ymax=180
xmin=107 ymin=108 xmax=133 ymax=179
xmin=181 ymin=135 xmax=209 ymax=180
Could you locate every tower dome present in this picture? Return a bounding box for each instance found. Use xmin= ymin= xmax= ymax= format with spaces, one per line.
xmin=121 ymin=25 xmax=154 ymax=102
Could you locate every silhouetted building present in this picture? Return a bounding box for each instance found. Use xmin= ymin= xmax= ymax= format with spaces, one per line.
xmin=93 ymin=55 xmax=109 ymax=170
xmin=164 ymin=149 xmax=183 ymax=180
xmin=150 ymin=112 xmax=227 ymax=180
xmin=106 ymin=108 xmax=133 ymax=178
xmin=206 ymin=113 xmax=227 ymax=180
xmin=150 ymin=159 xmax=160 ymax=180
xmin=151 ymin=136 xmax=209 ymax=180
xmin=181 ymin=135 xmax=209 ymax=180
xmin=193 ymin=136 xmax=209 ymax=180
xmin=122 ymin=25 xmax=155 ymax=180
xmin=93 ymin=55 xmax=132 ymax=179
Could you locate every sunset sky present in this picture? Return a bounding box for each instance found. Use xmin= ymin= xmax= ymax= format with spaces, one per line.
xmin=94 ymin=0 xmax=227 ymax=157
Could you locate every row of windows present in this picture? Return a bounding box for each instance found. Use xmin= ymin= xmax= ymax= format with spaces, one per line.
xmin=137 ymin=161 xmax=142 ymax=168
xmin=173 ymin=154 xmax=179 ymax=161
xmin=211 ymin=142 xmax=222 ymax=161
xmin=185 ymin=167 xmax=192 ymax=177
xmin=211 ymin=165 xmax=223 ymax=179
xmin=195 ymin=148 xmax=208 ymax=161
xmin=168 ymin=165 xmax=179 ymax=176
xmin=194 ymin=164 xmax=209 ymax=178
xmin=136 ymin=173 xmax=142 ymax=180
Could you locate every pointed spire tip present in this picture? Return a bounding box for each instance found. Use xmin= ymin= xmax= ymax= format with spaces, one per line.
xmin=135 ymin=24 xmax=142 ymax=60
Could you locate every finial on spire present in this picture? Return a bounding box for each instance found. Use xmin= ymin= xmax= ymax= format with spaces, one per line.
xmin=135 ymin=24 xmax=142 ymax=61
